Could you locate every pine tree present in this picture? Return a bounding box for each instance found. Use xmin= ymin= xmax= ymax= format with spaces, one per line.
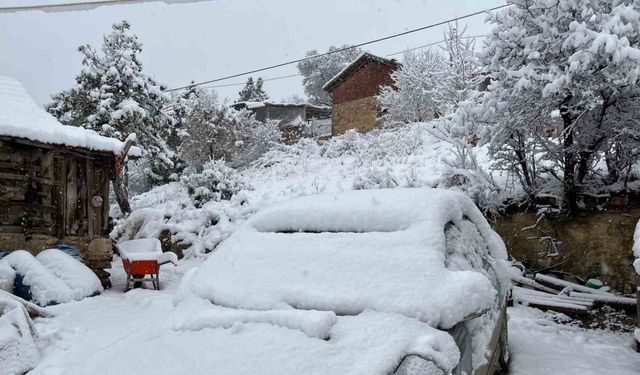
xmin=237 ymin=76 xmax=269 ymax=102
xmin=253 ymin=78 xmax=269 ymax=101
xmin=47 ymin=21 xmax=184 ymax=195
xmin=237 ymin=77 xmax=256 ymax=102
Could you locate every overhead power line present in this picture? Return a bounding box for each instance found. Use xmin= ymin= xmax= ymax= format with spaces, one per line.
xmin=198 ymin=34 xmax=490 ymax=90
xmin=386 ymin=34 xmax=488 ymax=57
xmin=0 ymin=0 xmax=210 ymax=13
xmin=167 ymin=3 xmax=511 ymax=92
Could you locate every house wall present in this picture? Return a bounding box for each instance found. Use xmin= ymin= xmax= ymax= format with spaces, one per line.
xmin=0 ymin=138 xmax=114 ymax=287
xmin=332 ymin=96 xmax=381 ymax=136
xmin=331 ymin=62 xmax=396 ymax=105
xmin=329 ymin=61 xmax=396 ymax=136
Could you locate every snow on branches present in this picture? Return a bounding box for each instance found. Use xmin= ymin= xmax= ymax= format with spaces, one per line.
xmin=47 ymin=21 xmax=183 ymax=186
xmin=480 ymin=0 xmax=640 ymax=212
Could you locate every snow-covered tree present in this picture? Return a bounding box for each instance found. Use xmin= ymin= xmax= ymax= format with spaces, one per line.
xmin=297 ymin=45 xmax=363 ymax=105
xmin=47 ymin=21 xmax=183 ymax=197
xmin=440 ymin=22 xmax=483 ymax=111
xmin=180 ymin=87 xmax=276 ymax=169
xmin=479 ymin=0 xmax=640 ymax=213
xmin=254 ymin=78 xmax=269 ymax=101
xmin=237 ymin=77 xmax=269 ymax=102
xmin=379 ymin=24 xmax=481 ymax=126
xmin=379 ymin=49 xmax=448 ymax=125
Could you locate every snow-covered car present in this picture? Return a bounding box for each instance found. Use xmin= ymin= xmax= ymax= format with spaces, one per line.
xmin=180 ymin=188 xmax=511 ymax=375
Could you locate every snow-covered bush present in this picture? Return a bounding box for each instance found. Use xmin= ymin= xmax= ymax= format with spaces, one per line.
xmin=181 ymin=160 xmax=246 ymax=208
xmin=353 ymin=167 xmax=398 ymax=190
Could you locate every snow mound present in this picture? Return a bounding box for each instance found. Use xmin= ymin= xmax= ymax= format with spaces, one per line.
xmin=0 ymin=75 xmax=138 ymax=156
xmin=36 ymin=249 xmax=103 ymax=300
xmin=1 ymin=250 xmax=74 ymax=306
xmin=176 ymin=306 xmax=337 ymax=339
xmin=0 ymin=260 xmax=16 ymax=293
xmin=186 ymin=188 xmax=506 ymax=328
xmin=633 ymin=220 xmax=640 ymax=275
xmin=0 ymin=292 xmax=41 ymax=375
xmin=1 ymin=250 xmax=102 ymax=306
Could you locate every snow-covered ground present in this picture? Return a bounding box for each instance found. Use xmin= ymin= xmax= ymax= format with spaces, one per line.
xmin=25 ymin=262 xmax=640 ymax=375
xmin=508 ymin=306 xmax=640 ymax=375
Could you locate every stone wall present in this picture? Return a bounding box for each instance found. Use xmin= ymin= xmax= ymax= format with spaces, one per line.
xmin=493 ymin=208 xmax=640 ymax=293
xmin=332 ymin=96 xmax=381 ymax=136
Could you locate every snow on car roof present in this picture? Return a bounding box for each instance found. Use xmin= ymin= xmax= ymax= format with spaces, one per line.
xmin=186 ymin=188 xmax=507 ymax=329
xmin=0 ymin=75 xmax=137 ymax=156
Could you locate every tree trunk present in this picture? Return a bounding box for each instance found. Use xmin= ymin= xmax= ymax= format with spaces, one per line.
xmin=560 ymin=95 xmax=579 ymax=213
xmin=112 ymin=172 xmax=131 ymax=215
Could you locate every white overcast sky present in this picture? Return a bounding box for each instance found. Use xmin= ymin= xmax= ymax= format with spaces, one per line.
xmin=0 ymin=0 xmax=504 ymax=105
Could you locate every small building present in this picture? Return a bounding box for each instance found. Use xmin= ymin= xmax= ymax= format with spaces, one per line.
xmin=0 ymin=75 xmax=137 ymax=287
xmin=322 ymin=52 xmax=400 ymax=136
xmin=232 ymin=101 xmax=332 ymax=143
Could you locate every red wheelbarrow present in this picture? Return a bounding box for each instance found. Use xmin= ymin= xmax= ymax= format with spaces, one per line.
xmin=117 ymin=238 xmax=178 ymax=291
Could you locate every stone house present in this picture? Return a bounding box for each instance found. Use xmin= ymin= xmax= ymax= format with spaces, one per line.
xmin=232 ymin=101 xmax=332 ymax=143
xmin=0 ymin=75 xmax=138 ymax=287
xmin=322 ymin=52 xmax=400 ymax=136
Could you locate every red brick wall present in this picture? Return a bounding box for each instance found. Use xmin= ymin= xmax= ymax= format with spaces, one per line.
xmin=331 ymin=62 xmax=396 ymax=105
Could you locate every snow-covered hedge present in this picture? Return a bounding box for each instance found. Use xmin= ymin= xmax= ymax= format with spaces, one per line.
xmin=114 ymin=122 xmax=513 ymax=258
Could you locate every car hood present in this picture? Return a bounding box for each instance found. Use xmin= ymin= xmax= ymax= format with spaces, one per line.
xmin=168 ymin=302 xmax=460 ymax=375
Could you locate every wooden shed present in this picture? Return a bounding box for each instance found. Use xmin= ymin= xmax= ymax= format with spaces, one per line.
xmin=0 ymin=75 xmax=135 ymax=287
xmin=322 ymin=53 xmax=399 ymax=136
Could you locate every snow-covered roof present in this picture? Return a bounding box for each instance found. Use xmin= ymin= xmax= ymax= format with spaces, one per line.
xmin=186 ymin=188 xmax=507 ymax=329
xmin=322 ymin=52 xmax=400 ymax=92
xmin=0 ymin=75 xmax=132 ymax=155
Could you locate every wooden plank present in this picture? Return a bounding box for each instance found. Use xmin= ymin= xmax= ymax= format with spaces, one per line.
xmin=101 ymin=163 xmax=110 ymax=234
xmin=54 ymin=155 xmax=65 ymax=238
xmin=65 ymin=159 xmax=78 ymax=235
xmin=78 ymin=158 xmax=88 ymax=235
xmin=87 ymin=159 xmax=96 ymax=239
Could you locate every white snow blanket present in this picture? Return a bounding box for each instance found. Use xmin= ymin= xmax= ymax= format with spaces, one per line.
xmin=0 ymin=260 xmax=15 ymax=293
xmin=633 ymin=220 xmax=640 ymax=276
xmin=0 ymin=294 xmax=41 ymax=375
xmin=186 ymin=188 xmax=507 ymax=329
xmin=118 ymin=238 xmax=178 ymax=265
xmin=36 ymin=249 xmax=103 ymax=300
xmin=0 ymin=250 xmax=102 ymax=306
xmin=0 ymin=75 xmax=139 ymax=156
